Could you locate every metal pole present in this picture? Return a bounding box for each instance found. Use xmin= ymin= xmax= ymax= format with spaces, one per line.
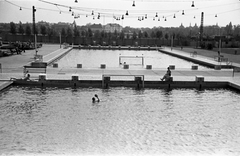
xmin=219 ymin=38 xmax=221 ymax=54
xmin=200 ymin=12 xmax=204 ymax=47
xmin=32 ymin=6 xmax=37 ymax=55
xmin=59 ymin=33 xmax=62 ymax=48
xmin=219 ymin=27 xmax=221 ymax=53
xmin=142 ymin=75 xmax=144 ymax=88
xmin=232 ymin=67 xmax=235 ymax=77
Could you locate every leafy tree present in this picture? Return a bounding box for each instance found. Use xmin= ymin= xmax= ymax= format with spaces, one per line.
xmin=100 ymin=30 xmax=106 ymax=38
xmin=233 ymin=25 xmax=240 ymax=41
xmin=138 ymin=30 xmax=143 ymax=39
xmin=10 ymin=22 xmax=16 ymax=34
xmin=107 ymin=32 xmax=112 ymax=39
xmin=150 ymin=31 xmax=156 ymax=38
xmin=225 ymin=22 xmax=233 ymax=36
xmin=66 ymin=27 xmax=73 ymax=37
xmin=25 ymin=24 xmax=32 ymax=35
xmin=74 ymin=28 xmax=80 ymax=37
xmin=81 ymin=30 xmax=86 ymax=37
xmin=94 ymin=30 xmax=100 ymax=38
xmin=18 ymin=21 xmax=24 ymax=35
xmin=35 ymin=25 xmax=39 ymax=35
xmin=87 ymin=28 xmax=93 ymax=37
xmin=47 ymin=27 xmax=56 ymax=37
xmin=164 ymin=33 xmax=169 ymax=40
xmin=126 ymin=33 xmax=130 ymax=39
xmin=156 ymin=30 xmax=163 ymax=39
xmin=73 ymin=24 xmax=80 ymax=37
xmin=40 ymin=25 xmax=47 ymax=36
xmin=61 ymin=28 xmax=66 ymax=37
xmin=114 ymin=29 xmax=118 ymax=39
xmin=133 ymin=31 xmax=137 ymax=40
xmin=143 ymin=31 xmax=148 ymax=38
xmin=119 ymin=31 xmax=125 ymax=40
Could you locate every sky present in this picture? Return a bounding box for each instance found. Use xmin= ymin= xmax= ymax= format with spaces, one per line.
xmin=0 ymin=0 xmax=240 ymax=28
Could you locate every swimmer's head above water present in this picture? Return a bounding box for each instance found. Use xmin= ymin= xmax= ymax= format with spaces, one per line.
xmin=92 ymin=94 xmax=100 ymax=103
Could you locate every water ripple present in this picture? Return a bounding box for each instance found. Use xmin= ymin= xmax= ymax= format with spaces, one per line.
xmin=0 ymin=87 xmax=240 ymax=155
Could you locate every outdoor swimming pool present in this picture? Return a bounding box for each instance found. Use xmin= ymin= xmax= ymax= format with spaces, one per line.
xmin=1 ymin=86 xmax=240 ymax=155
xmin=56 ymin=49 xmax=208 ymax=69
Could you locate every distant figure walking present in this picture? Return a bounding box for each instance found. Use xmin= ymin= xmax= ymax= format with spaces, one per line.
xmin=161 ymin=67 xmax=171 ymax=81
xmin=218 ymin=51 xmax=220 ymax=62
xmin=217 ymin=51 xmax=223 ymax=62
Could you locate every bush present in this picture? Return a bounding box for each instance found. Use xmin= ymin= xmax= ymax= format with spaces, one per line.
xmin=200 ymin=43 xmax=205 ymax=49
xmin=207 ymin=43 xmax=213 ymax=50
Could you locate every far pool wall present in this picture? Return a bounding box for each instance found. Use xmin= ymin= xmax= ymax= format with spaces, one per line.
xmin=13 ymin=80 xmax=230 ymax=90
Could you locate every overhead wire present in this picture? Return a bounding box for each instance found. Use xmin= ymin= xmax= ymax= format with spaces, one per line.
xmin=3 ymin=0 xmax=240 ymax=23
xmin=4 ymin=0 xmax=31 ymax=10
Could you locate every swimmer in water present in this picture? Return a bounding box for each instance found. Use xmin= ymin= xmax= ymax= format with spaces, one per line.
xmin=95 ymin=94 xmax=100 ymax=102
xmin=92 ymin=94 xmax=100 ymax=103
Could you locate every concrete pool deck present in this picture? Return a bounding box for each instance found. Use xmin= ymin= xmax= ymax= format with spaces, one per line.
xmin=159 ymin=47 xmax=240 ymax=69
xmin=1 ymin=44 xmax=240 ymax=90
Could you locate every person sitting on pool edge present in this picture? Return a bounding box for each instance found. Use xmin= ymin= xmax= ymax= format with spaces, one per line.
xmin=10 ymin=73 xmax=31 ymax=81
xmin=92 ymin=94 xmax=100 ymax=103
xmin=161 ymin=67 xmax=171 ymax=81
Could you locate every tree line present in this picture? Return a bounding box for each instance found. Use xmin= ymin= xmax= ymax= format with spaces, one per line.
xmin=1 ymin=21 xmax=240 ymax=43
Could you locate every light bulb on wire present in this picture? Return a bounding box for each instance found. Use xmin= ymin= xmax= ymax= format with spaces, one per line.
xmin=132 ymin=1 xmax=135 ymax=7
xmin=191 ymin=1 xmax=195 ymax=7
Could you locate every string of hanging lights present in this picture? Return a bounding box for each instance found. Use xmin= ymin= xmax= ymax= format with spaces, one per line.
xmin=4 ymin=0 xmax=240 ymax=23
xmin=4 ymin=0 xmax=31 ymax=11
xmin=37 ymin=0 xmax=193 ymax=20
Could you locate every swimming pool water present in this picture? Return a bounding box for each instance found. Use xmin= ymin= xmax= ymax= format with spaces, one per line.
xmin=56 ymin=49 xmax=208 ymax=69
xmin=0 ymin=86 xmax=240 ymax=155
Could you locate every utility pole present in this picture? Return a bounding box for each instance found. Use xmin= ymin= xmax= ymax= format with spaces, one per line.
xmin=219 ymin=27 xmax=221 ymax=53
xmin=199 ymin=12 xmax=204 ymax=47
xmin=32 ymin=6 xmax=37 ymax=55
